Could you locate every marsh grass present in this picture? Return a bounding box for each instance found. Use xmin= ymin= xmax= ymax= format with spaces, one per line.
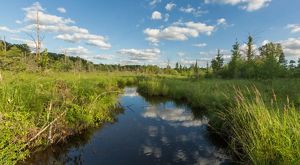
xmin=137 ymin=77 xmax=300 ymax=163
xmin=221 ymin=88 xmax=300 ymax=164
xmin=0 ymin=72 xmax=135 ymax=164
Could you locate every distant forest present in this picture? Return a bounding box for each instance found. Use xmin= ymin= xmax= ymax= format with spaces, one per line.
xmin=1 ymin=35 xmax=300 ymax=79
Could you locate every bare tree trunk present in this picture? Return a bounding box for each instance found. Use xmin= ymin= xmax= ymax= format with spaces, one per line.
xmin=0 ymin=72 xmax=2 ymax=82
xmin=36 ymin=9 xmax=41 ymax=62
xmin=2 ymin=36 xmax=7 ymax=53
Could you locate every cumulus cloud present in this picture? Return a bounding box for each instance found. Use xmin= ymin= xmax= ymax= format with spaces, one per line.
xmin=217 ymin=18 xmax=227 ymax=25
xmin=93 ymin=54 xmax=113 ymax=60
xmin=0 ymin=26 xmax=19 ymax=33
xmin=64 ymin=46 xmax=89 ymax=56
xmin=165 ymin=2 xmax=176 ymax=11
xmin=193 ymin=43 xmax=207 ymax=47
xmin=55 ymin=33 xmax=111 ymax=49
xmin=144 ymin=21 xmax=215 ymax=44
xmin=118 ymin=48 xmax=160 ymax=61
xmin=151 ymin=11 xmax=162 ymax=20
xmin=280 ymin=38 xmax=300 ymax=57
xmin=177 ymin=52 xmax=186 ymax=57
xmin=10 ymin=37 xmax=42 ymax=50
xmin=21 ymin=2 xmax=111 ymax=50
xmin=179 ymin=5 xmax=207 ymax=17
xmin=204 ymin=0 xmax=272 ymax=11
xmin=57 ymin=7 xmax=66 ymax=13
xmin=15 ymin=20 xmax=22 ymax=24
xmin=149 ymin=0 xmax=161 ymax=6
xmin=164 ymin=14 xmax=169 ymax=22
xmin=286 ymin=24 xmax=300 ymax=33
xmin=23 ymin=24 xmax=89 ymax=34
xmin=23 ymin=2 xmax=74 ymax=25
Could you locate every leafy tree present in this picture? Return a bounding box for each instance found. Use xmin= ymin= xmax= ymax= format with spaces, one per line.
xmin=258 ymin=42 xmax=284 ymax=78
xmin=0 ymin=46 xmax=25 ymax=71
xmin=40 ymin=49 xmax=49 ymax=70
xmin=279 ymin=49 xmax=287 ymax=68
xmin=289 ymin=60 xmax=296 ymax=69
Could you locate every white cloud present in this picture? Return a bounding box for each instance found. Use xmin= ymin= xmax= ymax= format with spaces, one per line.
xmin=64 ymin=46 xmax=89 ymax=56
xmin=204 ymin=0 xmax=272 ymax=11
xmin=118 ymin=48 xmax=160 ymax=61
xmin=177 ymin=52 xmax=186 ymax=57
xmin=21 ymin=2 xmax=111 ymax=50
xmin=57 ymin=7 xmax=66 ymax=13
xmin=10 ymin=37 xmax=44 ymax=51
xmin=287 ymin=24 xmax=300 ymax=33
xmin=165 ymin=3 xmax=176 ymax=11
xmin=23 ymin=2 xmax=74 ymax=25
xmin=55 ymin=33 xmax=111 ymax=49
xmin=193 ymin=43 xmax=207 ymax=47
xmin=93 ymin=54 xmax=113 ymax=60
xmin=217 ymin=18 xmax=227 ymax=25
xmin=151 ymin=11 xmax=162 ymax=20
xmin=240 ymin=43 xmax=259 ymax=56
xmin=164 ymin=14 xmax=169 ymax=22
xmin=144 ymin=21 xmax=215 ymax=44
xmin=261 ymin=40 xmax=270 ymax=45
xmin=149 ymin=0 xmax=161 ymax=6
xmin=179 ymin=5 xmax=207 ymax=17
xmin=0 ymin=26 xmax=19 ymax=33
xmin=15 ymin=20 xmax=22 ymax=24
xmin=280 ymin=38 xmax=300 ymax=57
xmin=23 ymin=24 xmax=89 ymax=34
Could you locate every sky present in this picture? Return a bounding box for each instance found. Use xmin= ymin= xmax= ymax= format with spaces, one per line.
xmin=0 ymin=0 xmax=300 ymax=67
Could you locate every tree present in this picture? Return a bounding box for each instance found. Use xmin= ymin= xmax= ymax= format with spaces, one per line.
xmin=228 ymin=40 xmax=242 ymax=78
xmin=26 ymin=6 xmax=42 ymax=62
xmin=175 ymin=62 xmax=179 ymax=70
xmin=40 ymin=49 xmax=49 ymax=70
xmin=211 ymin=49 xmax=224 ymax=74
xmin=258 ymin=42 xmax=285 ymax=78
xmin=289 ymin=60 xmax=296 ymax=69
xmin=246 ymin=35 xmax=255 ymax=61
xmin=194 ymin=60 xmax=199 ymax=79
xmin=279 ymin=49 xmax=287 ymax=68
xmin=0 ymin=46 xmax=25 ymax=71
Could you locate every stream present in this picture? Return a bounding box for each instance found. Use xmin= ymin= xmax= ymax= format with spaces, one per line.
xmin=23 ymin=87 xmax=232 ymax=165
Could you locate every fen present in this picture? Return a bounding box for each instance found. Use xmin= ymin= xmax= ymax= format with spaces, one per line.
xmin=1 ymin=37 xmax=300 ymax=164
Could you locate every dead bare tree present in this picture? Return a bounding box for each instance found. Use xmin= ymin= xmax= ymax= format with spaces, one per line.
xmin=0 ymin=36 xmax=6 ymax=82
xmin=26 ymin=7 xmax=43 ymax=63
xmin=2 ymin=36 xmax=6 ymax=53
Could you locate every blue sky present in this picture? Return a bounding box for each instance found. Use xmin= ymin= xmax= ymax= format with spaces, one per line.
xmin=0 ymin=0 xmax=300 ymax=67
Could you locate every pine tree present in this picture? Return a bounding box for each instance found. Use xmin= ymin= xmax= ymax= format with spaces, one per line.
xmin=228 ymin=40 xmax=242 ymax=78
xmin=211 ymin=49 xmax=224 ymax=73
xmin=246 ymin=35 xmax=254 ymax=61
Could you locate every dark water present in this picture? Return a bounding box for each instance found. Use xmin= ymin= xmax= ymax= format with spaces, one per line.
xmin=23 ymin=87 xmax=232 ymax=165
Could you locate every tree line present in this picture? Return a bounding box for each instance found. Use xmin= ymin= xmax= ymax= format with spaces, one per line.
xmin=209 ymin=35 xmax=296 ymax=78
xmin=1 ymin=35 xmax=300 ymax=79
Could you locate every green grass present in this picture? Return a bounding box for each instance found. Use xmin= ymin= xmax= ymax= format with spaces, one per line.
xmin=137 ymin=77 xmax=300 ymax=164
xmin=0 ymin=71 xmax=136 ymax=164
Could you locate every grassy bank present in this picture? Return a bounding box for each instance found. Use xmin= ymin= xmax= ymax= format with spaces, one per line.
xmin=137 ymin=78 xmax=300 ymax=164
xmin=0 ymin=71 xmax=135 ymax=164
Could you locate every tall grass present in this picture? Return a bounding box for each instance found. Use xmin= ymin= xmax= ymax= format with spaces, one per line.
xmin=137 ymin=77 xmax=300 ymax=163
xmin=221 ymin=89 xmax=300 ymax=164
xmin=0 ymin=72 xmax=136 ymax=164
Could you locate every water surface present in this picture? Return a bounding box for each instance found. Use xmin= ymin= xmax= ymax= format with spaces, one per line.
xmin=23 ymin=87 xmax=232 ymax=165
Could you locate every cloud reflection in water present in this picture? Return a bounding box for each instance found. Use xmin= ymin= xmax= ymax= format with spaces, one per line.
xmin=142 ymin=105 xmax=208 ymax=127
